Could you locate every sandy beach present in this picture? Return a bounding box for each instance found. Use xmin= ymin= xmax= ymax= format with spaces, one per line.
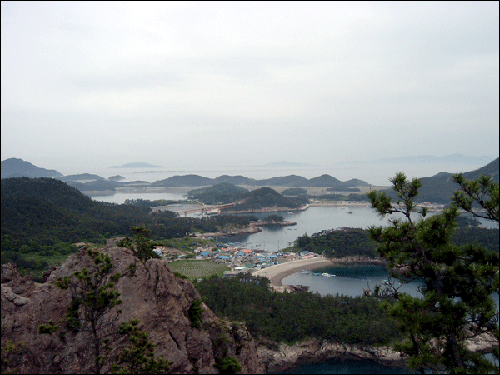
xmin=252 ymin=257 xmax=334 ymax=287
xmin=252 ymin=256 xmax=387 ymax=287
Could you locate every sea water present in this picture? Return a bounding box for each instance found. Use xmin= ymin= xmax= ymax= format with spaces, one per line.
xmin=269 ymin=359 xmax=415 ymax=374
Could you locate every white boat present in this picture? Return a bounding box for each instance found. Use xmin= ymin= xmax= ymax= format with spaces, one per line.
xmin=321 ymin=272 xmax=332 ymax=277
xmin=301 ymin=270 xmax=309 ymax=274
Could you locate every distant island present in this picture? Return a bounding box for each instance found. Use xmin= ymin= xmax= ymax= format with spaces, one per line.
xmin=109 ymin=162 xmax=162 ymax=168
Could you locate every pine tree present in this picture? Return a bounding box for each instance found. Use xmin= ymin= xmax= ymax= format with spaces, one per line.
xmin=50 ymin=248 xmax=124 ymax=374
xmin=367 ymin=173 xmax=499 ymax=374
xmin=111 ymin=319 xmax=172 ymax=374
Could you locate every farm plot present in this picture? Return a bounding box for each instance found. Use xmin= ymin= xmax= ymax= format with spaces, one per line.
xmin=168 ymin=260 xmax=230 ymax=280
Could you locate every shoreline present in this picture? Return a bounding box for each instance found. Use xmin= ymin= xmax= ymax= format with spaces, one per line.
xmin=252 ymin=256 xmax=387 ymax=288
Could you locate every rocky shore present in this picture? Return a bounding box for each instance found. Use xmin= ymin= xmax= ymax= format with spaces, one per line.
xmin=257 ymin=339 xmax=406 ymax=373
xmin=257 ymin=332 xmax=499 ymax=373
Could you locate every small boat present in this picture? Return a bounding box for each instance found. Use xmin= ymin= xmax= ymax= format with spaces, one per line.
xmin=382 ymin=280 xmax=389 ymax=284
xmin=312 ymin=272 xmax=320 ymax=276
xmin=301 ymin=270 xmax=309 ymax=274
xmin=322 ymin=272 xmax=332 ymax=277
xmin=347 ymin=211 xmax=353 ymax=214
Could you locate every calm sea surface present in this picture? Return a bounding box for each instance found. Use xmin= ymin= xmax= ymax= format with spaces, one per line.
xmin=219 ymin=207 xmax=497 ymax=250
xmin=269 ymin=359 xmax=414 ymax=374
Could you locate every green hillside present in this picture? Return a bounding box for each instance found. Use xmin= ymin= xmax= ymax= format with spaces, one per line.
xmin=1 ymin=177 xmax=257 ymax=279
xmin=231 ymin=187 xmax=308 ymax=211
xmin=187 ymin=182 xmax=249 ymax=204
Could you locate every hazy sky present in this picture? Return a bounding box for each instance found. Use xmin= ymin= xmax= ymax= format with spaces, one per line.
xmin=1 ymin=1 xmax=499 ymax=175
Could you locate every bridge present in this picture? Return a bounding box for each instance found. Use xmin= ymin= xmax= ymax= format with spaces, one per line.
xmin=177 ymin=202 xmax=238 ymax=217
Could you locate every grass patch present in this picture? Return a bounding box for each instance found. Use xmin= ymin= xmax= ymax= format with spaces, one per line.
xmin=168 ymin=260 xmax=230 ymax=280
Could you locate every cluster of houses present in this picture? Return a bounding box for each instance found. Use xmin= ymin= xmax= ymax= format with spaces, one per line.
xmin=154 ymin=242 xmax=319 ymax=276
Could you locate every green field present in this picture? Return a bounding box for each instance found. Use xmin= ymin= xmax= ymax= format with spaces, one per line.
xmin=167 ymin=260 xmax=230 ymax=280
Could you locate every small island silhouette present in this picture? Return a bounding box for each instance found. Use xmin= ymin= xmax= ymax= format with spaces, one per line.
xmin=109 ymin=162 xmax=162 ymax=168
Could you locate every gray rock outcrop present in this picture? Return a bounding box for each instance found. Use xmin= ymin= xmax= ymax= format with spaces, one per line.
xmin=1 ymin=245 xmax=265 ymax=374
xmin=257 ymin=338 xmax=406 ymax=373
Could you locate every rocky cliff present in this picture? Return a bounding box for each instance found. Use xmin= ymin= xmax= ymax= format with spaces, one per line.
xmin=257 ymin=339 xmax=406 ymax=373
xmin=1 ymin=244 xmax=265 ymax=374
xmin=257 ymin=333 xmax=498 ymax=373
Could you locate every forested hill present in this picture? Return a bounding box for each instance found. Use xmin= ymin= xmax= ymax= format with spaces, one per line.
xmin=188 ymin=183 xmax=249 ymax=204
xmin=381 ymin=157 xmax=499 ymax=203
xmin=1 ymin=177 xmax=257 ymax=280
xmin=2 ymin=177 xmax=95 ymax=211
xmin=1 ymin=177 xmax=153 ymax=248
xmin=230 ymin=187 xmax=308 ymax=211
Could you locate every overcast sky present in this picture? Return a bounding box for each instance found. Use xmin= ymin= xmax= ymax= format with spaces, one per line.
xmin=1 ymin=1 xmax=499 ymax=175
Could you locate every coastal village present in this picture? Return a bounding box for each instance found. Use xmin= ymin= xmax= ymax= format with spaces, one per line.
xmin=153 ymin=236 xmax=318 ymax=276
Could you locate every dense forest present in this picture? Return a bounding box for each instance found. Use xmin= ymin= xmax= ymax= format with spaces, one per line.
xmin=230 ymin=187 xmax=308 ymax=211
xmin=281 ymin=187 xmax=308 ymax=196
xmin=0 ymin=177 xmax=257 ymax=279
xmin=196 ymin=274 xmax=402 ymax=346
xmin=295 ymin=228 xmax=377 ymax=258
xmin=187 ymin=182 xmax=249 ymax=204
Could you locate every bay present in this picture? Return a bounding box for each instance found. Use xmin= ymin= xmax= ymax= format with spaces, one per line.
xmin=219 ymin=206 xmax=443 ymax=250
xmin=282 ymin=265 xmax=423 ymax=298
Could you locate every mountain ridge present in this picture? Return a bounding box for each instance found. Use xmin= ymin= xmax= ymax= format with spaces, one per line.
xmin=380 ymin=157 xmax=499 ymax=203
xmin=1 ymin=158 xmax=63 ymax=179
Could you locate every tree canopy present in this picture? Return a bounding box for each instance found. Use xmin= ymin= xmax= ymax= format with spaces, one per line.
xmin=367 ymin=173 xmax=499 ymax=374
